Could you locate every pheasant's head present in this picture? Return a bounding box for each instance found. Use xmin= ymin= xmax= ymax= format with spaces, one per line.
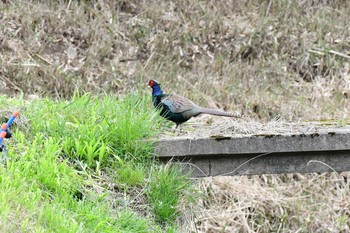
xmin=148 ymin=80 xmax=162 ymax=96
xmin=148 ymin=79 xmax=161 ymax=87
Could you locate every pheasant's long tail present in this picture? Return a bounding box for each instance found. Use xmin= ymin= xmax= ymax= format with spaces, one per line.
xmin=199 ymin=107 xmax=241 ymax=118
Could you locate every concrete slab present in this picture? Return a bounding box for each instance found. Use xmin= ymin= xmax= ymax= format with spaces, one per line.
xmin=155 ymin=131 xmax=350 ymax=177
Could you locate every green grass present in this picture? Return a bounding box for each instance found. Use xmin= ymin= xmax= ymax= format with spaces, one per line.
xmin=25 ymin=92 xmax=161 ymax=166
xmin=147 ymin=164 xmax=191 ymax=224
xmin=115 ymin=160 xmax=146 ymax=191
xmin=0 ymin=93 xmax=191 ymax=232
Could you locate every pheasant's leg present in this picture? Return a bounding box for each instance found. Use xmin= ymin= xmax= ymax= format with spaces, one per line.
xmin=171 ymin=123 xmax=178 ymax=133
xmin=178 ymin=124 xmax=183 ymax=133
xmin=176 ymin=124 xmax=185 ymax=136
xmin=172 ymin=123 xmax=183 ymax=135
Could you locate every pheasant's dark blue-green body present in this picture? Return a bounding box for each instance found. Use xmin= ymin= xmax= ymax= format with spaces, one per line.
xmin=148 ymin=79 xmax=240 ymax=128
xmin=152 ymin=93 xmax=189 ymax=126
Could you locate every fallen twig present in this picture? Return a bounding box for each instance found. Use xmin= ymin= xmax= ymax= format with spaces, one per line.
xmin=309 ymin=48 xmax=350 ymax=60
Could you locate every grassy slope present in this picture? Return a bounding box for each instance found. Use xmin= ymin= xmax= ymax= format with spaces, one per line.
xmin=0 ymin=94 xmax=190 ymax=232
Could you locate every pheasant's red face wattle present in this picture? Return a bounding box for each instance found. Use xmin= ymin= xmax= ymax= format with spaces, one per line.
xmin=149 ymin=80 xmax=154 ymax=87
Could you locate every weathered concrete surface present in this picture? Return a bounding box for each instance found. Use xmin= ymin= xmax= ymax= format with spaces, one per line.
xmin=155 ymin=131 xmax=350 ymax=177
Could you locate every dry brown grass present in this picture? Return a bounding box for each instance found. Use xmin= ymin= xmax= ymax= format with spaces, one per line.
xmin=1 ymin=0 xmax=350 ymax=232
xmin=181 ymin=173 xmax=350 ymax=232
xmin=160 ymin=115 xmax=350 ymax=140
xmin=1 ymin=0 xmax=349 ymax=120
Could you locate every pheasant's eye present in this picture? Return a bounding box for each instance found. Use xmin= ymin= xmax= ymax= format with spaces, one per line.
xmin=149 ymin=80 xmax=154 ymax=86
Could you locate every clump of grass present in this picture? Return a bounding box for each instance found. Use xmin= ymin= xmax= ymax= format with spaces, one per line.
xmin=115 ymin=160 xmax=146 ymax=190
xmin=12 ymin=134 xmax=81 ymax=198
xmin=147 ymin=164 xmax=191 ymax=224
xmin=25 ymin=92 xmax=161 ymax=167
xmin=116 ymin=210 xmax=162 ymax=233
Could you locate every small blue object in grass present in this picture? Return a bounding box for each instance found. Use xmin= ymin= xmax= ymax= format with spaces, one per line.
xmin=0 ymin=111 xmax=19 ymax=152
xmin=6 ymin=111 xmax=19 ymax=129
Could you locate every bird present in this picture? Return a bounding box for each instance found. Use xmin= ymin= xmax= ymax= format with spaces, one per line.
xmin=148 ymin=79 xmax=240 ymax=129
